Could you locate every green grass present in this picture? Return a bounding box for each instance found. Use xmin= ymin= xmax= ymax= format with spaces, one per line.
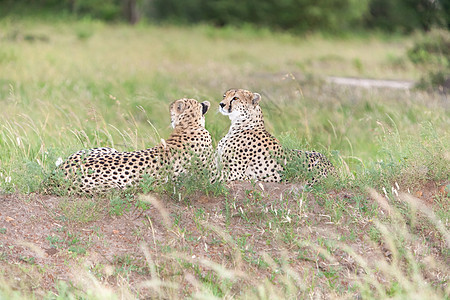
xmin=0 ymin=17 xmax=449 ymax=299
xmin=0 ymin=18 xmax=448 ymax=193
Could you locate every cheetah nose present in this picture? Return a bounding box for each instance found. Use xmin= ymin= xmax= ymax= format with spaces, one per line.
xmin=219 ymin=103 xmax=225 ymax=108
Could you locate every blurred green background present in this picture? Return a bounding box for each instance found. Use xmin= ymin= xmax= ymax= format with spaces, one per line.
xmin=0 ymin=3 xmax=448 ymax=298
xmin=1 ymin=0 xmax=449 ymax=32
xmin=0 ymin=0 xmax=449 ymax=193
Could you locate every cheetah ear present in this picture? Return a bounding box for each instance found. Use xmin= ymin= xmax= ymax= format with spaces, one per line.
xmin=176 ymin=100 xmax=185 ymax=113
xmin=201 ymin=101 xmax=210 ymax=115
xmin=252 ymin=93 xmax=261 ymax=106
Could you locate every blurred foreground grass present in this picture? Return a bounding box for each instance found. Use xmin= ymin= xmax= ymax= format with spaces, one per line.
xmin=0 ymin=18 xmax=449 ymax=300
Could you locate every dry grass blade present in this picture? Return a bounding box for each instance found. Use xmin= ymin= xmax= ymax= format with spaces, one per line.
xmin=139 ymin=194 xmax=172 ymax=228
xmin=398 ymin=192 xmax=450 ymax=247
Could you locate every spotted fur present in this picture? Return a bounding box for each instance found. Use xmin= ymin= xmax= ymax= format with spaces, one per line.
xmin=217 ymin=88 xmax=334 ymax=184
xmin=47 ymin=98 xmax=213 ymax=194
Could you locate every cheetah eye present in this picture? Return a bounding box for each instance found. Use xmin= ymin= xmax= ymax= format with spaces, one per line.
xmin=232 ymin=97 xmax=238 ymax=101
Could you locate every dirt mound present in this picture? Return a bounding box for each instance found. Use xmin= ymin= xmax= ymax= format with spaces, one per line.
xmin=0 ymin=181 xmax=448 ymax=298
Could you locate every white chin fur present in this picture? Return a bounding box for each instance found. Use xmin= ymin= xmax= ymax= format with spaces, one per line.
xmin=171 ymin=121 xmax=175 ymax=129
xmin=219 ymin=107 xmax=229 ymax=115
xmin=220 ymin=107 xmax=240 ymax=122
xmin=228 ymin=110 xmax=241 ymax=123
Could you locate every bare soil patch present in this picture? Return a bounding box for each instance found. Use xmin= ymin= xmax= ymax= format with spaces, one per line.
xmin=0 ymin=181 xmax=448 ymax=298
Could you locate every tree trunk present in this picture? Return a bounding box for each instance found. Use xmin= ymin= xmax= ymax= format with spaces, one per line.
xmin=69 ymin=0 xmax=76 ymax=13
xmin=123 ymin=0 xmax=139 ymax=25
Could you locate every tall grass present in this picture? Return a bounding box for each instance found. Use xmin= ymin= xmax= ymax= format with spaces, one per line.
xmin=1 ymin=19 xmax=448 ymax=194
xmin=0 ymin=19 xmax=448 ymax=298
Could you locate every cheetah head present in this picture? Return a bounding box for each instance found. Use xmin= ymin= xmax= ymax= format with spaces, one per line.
xmin=219 ymin=89 xmax=262 ymax=123
xmin=170 ymin=98 xmax=210 ymax=129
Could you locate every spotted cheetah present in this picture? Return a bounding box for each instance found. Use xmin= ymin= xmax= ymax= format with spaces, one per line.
xmin=217 ymin=88 xmax=334 ymax=185
xmin=46 ymin=98 xmax=213 ymax=195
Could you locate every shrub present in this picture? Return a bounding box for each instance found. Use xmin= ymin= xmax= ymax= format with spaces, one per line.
xmin=407 ymin=29 xmax=450 ymax=90
xmin=148 ymin=0 xmax=370 ymax=33
xmin=365 ymin=0 xmax=447 ymax=32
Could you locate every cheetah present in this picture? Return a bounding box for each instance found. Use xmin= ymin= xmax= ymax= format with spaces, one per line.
xmin=46 ymin=98 xmax=213 ymax=195
xmin=216 ymin=88 xmax=334 ymax=185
